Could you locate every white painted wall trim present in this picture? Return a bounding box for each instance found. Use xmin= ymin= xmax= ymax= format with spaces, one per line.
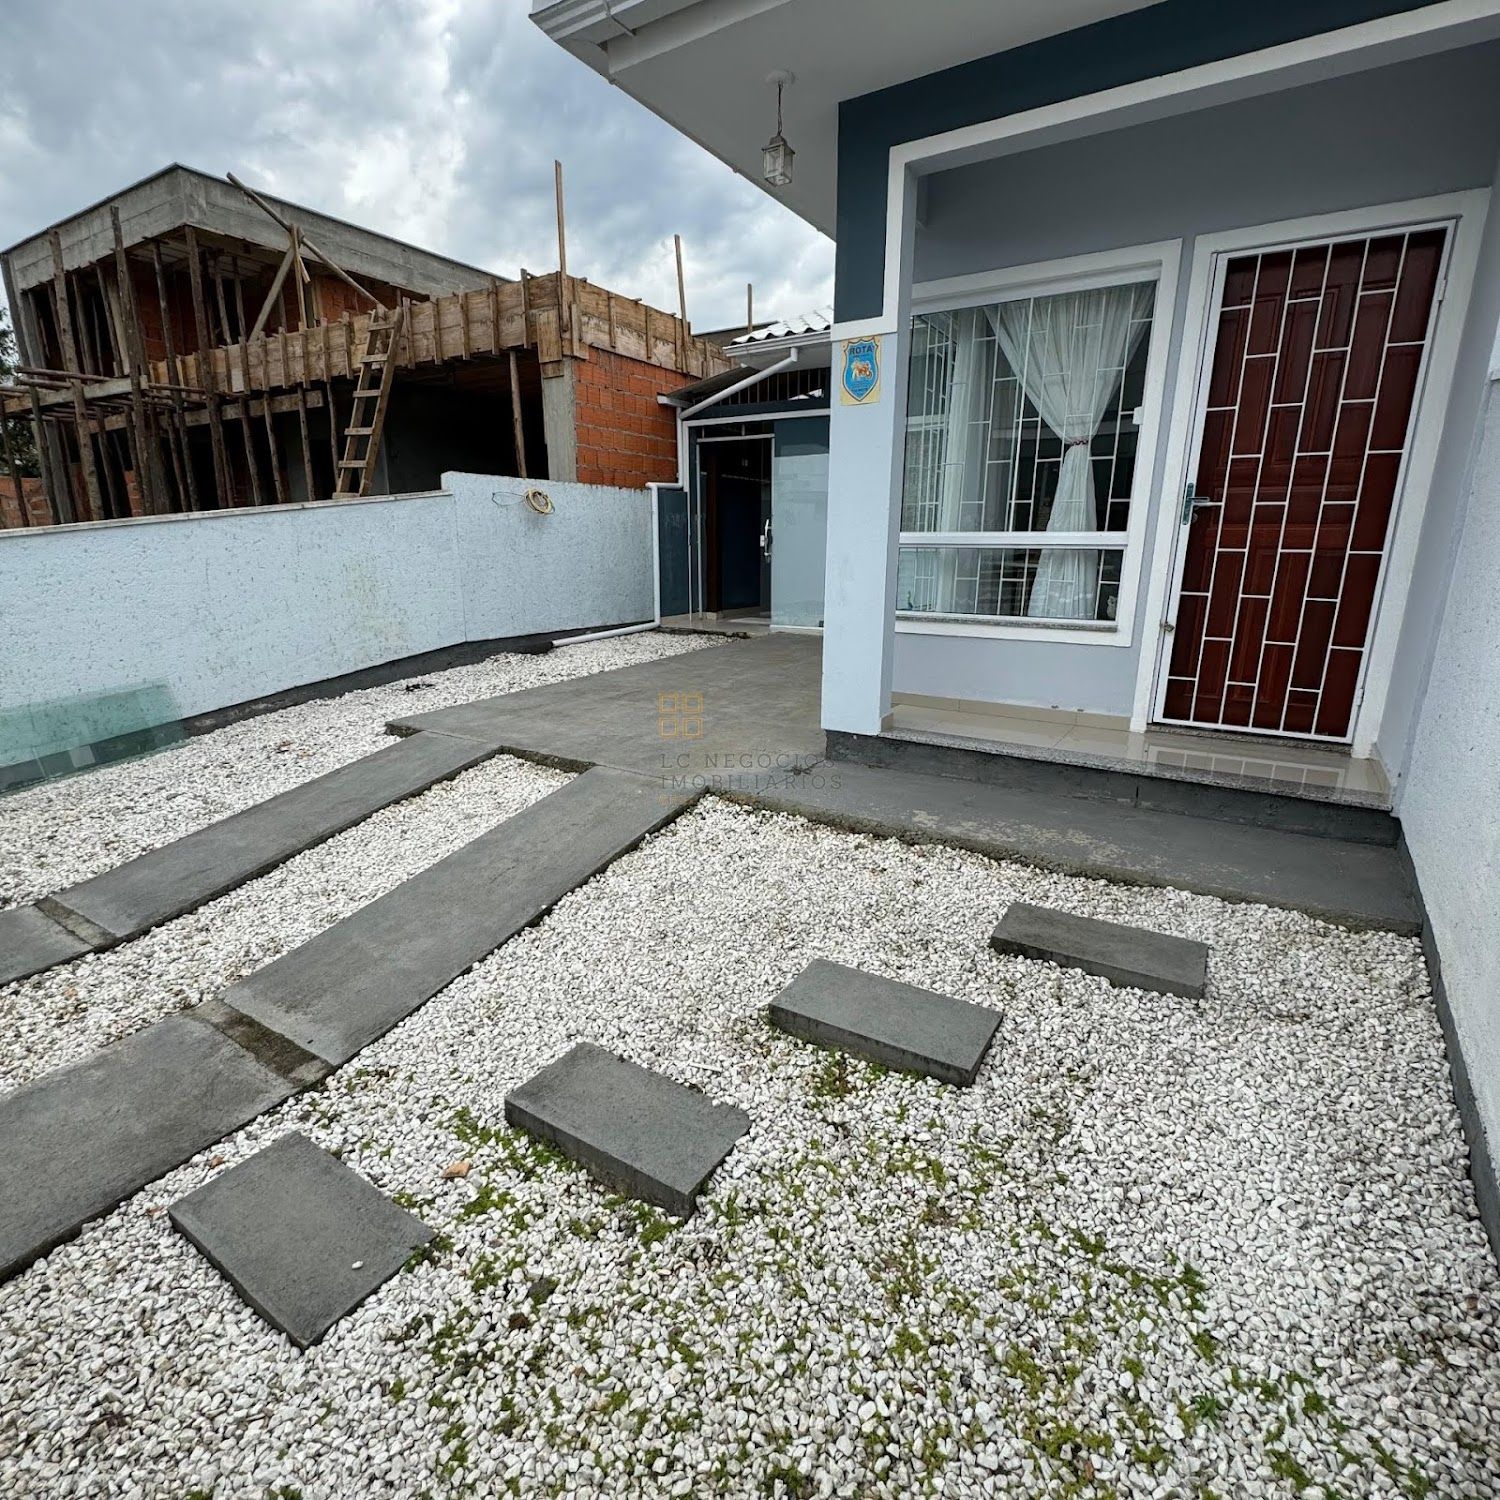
xmin=1128 ymin=189 xmax=1491 ymax=745
xmin=895 ymin=239 xmax=1181 ymax=647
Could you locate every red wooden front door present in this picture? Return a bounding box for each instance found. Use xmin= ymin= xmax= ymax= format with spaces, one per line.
xmin=1160 ymin=226 xmax=1447 ymax=739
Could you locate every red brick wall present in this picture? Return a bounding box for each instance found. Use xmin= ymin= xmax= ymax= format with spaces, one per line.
xmin=1 ymin=474 xmax=53 ymax=528
xmin=572 ymin=347 xmax=680 ymax=489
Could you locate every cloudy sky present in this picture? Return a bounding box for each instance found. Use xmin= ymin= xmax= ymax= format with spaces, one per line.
xmin=0 ymin=0 xmax=833 ymax=330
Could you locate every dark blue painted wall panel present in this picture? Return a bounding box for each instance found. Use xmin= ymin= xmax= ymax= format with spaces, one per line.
xmin=834 ymin=0 xmax=1445 ymax=320
xmin=656 ymin=486 xmax=691 ymax=617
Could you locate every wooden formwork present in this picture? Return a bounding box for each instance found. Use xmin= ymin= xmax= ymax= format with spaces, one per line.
xmin=157 ymin=272 xmax=729 ymax=395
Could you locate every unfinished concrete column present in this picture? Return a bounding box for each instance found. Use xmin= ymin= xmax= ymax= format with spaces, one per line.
xmin=539 ymin=362 xmax=578 ymax=483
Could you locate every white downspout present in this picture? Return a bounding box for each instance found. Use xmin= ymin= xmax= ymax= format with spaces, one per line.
xmin=681 ymin=347 xmax=799 ymax=420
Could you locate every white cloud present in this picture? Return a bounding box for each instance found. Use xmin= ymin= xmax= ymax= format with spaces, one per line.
xmin=0 ymin=0 xmax=833 ymax=329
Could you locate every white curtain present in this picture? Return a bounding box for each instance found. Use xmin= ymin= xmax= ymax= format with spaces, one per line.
xmin=989 ymin=283 xmax=1152 ymax=619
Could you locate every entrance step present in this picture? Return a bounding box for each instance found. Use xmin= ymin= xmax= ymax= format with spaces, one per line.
xmin=0 ymin=1012 xmax=307 ymax=1282
xmin=505 ymin=1043 xmax=750 ymax=1217
xmin=1 ymin=732 xmax=501 ymax=988
xmin=225 ymin=767 xmax=696 ymax=1066
xmin=737 ymin=760 xmax=1419 ymax=934
xmin=169 ymin=1132 xmax=433 ymax=1348
xmin=769 ymin=959 xmax=999 ymax=1086
xmin=991 ymin=902 xmax=1209 ymax=999
xmin=826 ymin=728 xmax=1398 ymax=846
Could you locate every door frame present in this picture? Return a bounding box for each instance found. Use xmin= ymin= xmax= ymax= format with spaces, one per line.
xmin=693 ymin=430 xmax=774 ymax=615
xmin=1131 ymin=189 xmax=1490 ymax=753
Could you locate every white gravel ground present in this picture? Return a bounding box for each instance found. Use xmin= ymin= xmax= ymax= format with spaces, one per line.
xmin=2 ymin=795 xmax=1496 ymax=1498
xmin=0 ymin=629 xmax=710 ymax=907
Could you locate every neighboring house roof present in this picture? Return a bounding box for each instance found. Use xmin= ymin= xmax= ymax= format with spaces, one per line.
xmin=729 ymin=306 xmax=833 ymax=346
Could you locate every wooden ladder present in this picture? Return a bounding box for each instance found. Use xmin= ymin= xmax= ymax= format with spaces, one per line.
xmin=334 ymin=304 xmax=405 ymax=498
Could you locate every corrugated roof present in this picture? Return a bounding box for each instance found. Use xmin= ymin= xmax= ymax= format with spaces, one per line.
xmin=729 ymin=306 xmax=833 ymax=345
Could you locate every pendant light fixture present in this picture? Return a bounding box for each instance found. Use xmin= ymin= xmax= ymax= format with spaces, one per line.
xmin=762 ymin=69 xmax=795 ymax=188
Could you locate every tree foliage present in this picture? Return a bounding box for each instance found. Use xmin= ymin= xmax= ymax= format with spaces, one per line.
xmin=1 ymin=304 xmax=40 ymax=476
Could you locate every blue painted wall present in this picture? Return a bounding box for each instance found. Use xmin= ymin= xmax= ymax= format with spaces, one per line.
xmin=834 ymin=0 xmax=1447 ymax=319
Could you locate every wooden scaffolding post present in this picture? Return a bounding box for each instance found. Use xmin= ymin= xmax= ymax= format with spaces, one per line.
xmin=218 ymin=255 xmax=263 ymax=506
xmin=184 ymin=226 xmax=229 ymax=507
xmin=109 ymin=206 xmax=162 ymax=515
xmin=674 ymin=233 xmax=689 ymax=369
xmin=27 ymin=386 xmax=68 ymax=524
xmin=151 ymin=240 xmax=198 ymax=512
xmin=554 ymin=160 xmax=569 ymax=340
xmin=95 ymin=412 xmax=122 ymax=518
xmin=262 ymin=372 xmax=288 ymax=505
xmin=508 ymin=350 xmax=528 ymax=479
xmin=296 ymin=387 xmax=316 ymax=502
xmin=48 ymin=230 xmax=103 ymax=520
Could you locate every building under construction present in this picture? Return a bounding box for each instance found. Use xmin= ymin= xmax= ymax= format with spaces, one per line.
xmin=0 ymin=163 xmax=730 ymax=527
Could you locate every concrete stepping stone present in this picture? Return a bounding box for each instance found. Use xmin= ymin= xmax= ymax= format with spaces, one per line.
xmin=169 ymin=1132 xmax=433 ymax=1349
xmin=505 ymin=1043 xmax=750 ymax=1217
xmin=768 ymin=958 xmax=1000 ymax=1086
xmin=0 ymin=905 xmax=91 ymax=989
xmin=226 ymin=766 xmax=697 ymax=1066
xmin=1 ymin=731 xmax=499 ymax=987
xmin=0 ymin=1012 xmax=305 ymax=1282
xmin=991 ymin=901 xmax=1208 ymax=999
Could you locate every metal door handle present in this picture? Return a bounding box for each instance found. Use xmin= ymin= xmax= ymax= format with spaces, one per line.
xmin=760 ymin=519 xmax=773 ymax=558
xmin=1181 ymin=482 xmax=1217 ymax=524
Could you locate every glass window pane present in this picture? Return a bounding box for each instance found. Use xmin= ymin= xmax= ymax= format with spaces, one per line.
xmin=896 ymin=546 xmax=1124 ymax=623
xmin=902 ymin=280 xmax=1155 ymax=538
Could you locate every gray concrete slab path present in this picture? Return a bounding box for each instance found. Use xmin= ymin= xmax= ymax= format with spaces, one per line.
xmin=2 ymin=731 xmax=503 ymax=987
xmin=0 ymin=1014 xmax=299 ymax=1281
xmin=735 ymin=760 xmax=1420 ymax=933
xmin=226 ymin=766 xmax=697 ymax=1066
xmin=391 ymin=632 xmax=823 ymax=787
xmin=0 ymin=767 xmax=697 ymax=1284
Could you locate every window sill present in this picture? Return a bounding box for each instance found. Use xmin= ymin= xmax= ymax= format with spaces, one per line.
xmin=895 ymin=613 xmax=1130 ymax=646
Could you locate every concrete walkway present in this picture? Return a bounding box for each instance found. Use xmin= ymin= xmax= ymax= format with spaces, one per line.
xmin=391 ymin=632 xmax=823 ymax=784
xmin=391 ymin=634 xmax=1418 ymax=933
xmin=0 ymin=767 xmax=696 ymax=1282
xmin=0 ymin=731 xmax=501 ymax=988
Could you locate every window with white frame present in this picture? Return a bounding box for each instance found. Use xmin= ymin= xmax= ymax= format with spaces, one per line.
xmin=898 ymin=276 xmax=1157 ymax=625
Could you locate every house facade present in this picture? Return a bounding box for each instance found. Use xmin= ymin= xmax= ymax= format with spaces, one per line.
xmin=537 ymin=1 xmax=1500 ymax=1241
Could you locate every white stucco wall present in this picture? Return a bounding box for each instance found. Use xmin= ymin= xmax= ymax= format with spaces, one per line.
xmin=895 ymin=43 xmax=1500 ymax=718
xmin=1397 ymin=375 xmax=1500 ymax=1196
xmin=0 ymin=475 xmax=654 ymax=759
